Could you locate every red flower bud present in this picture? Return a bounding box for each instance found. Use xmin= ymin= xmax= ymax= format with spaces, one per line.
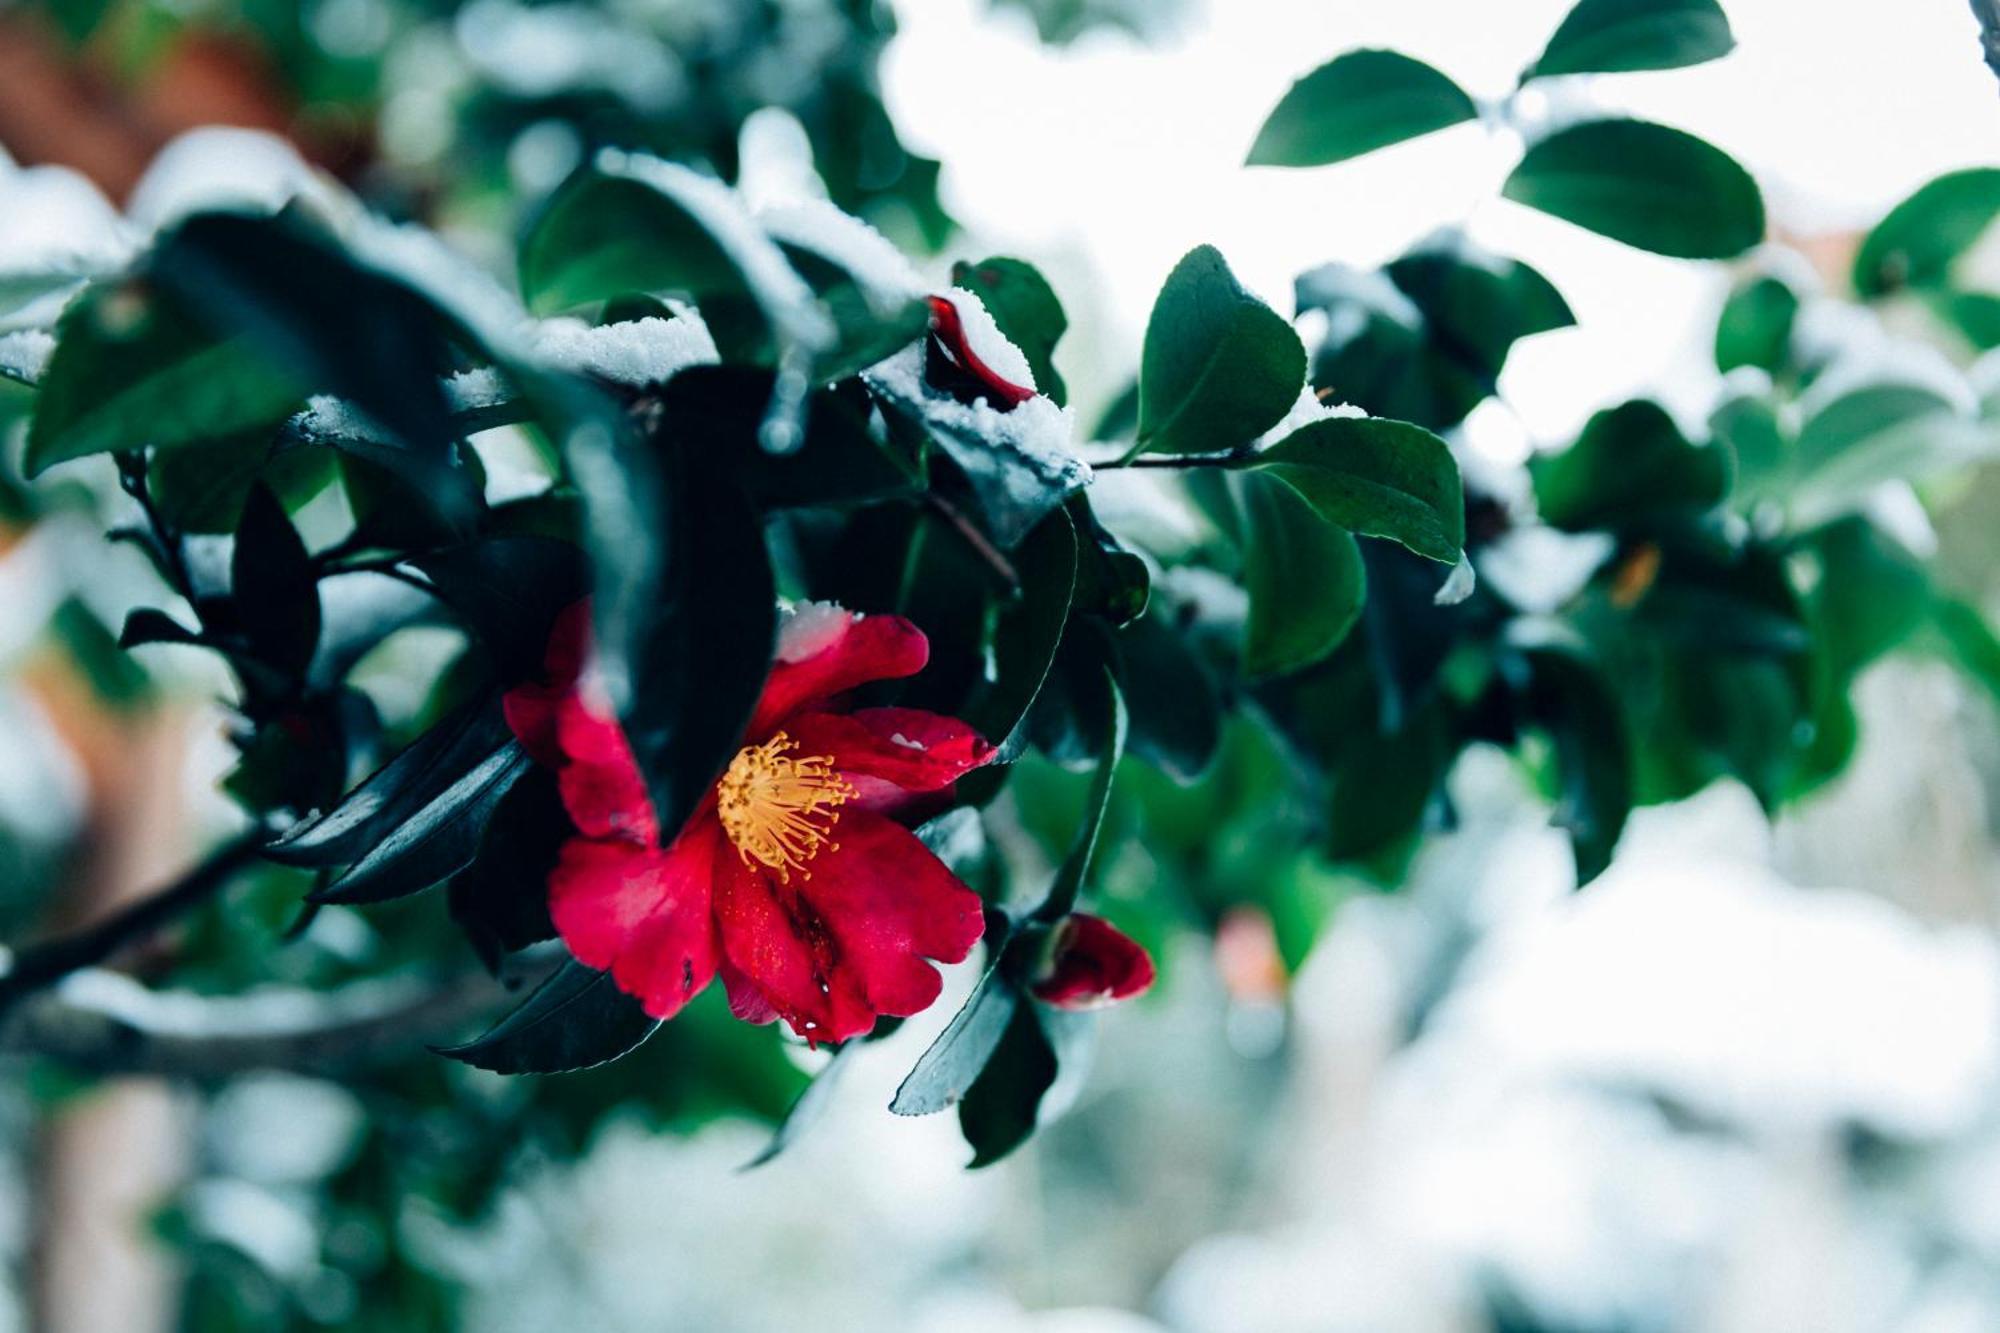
xmin=1030 ymin=913 xmax=1155 ymax=1010
xmin=924 ymin=295 xmax=1037 ymax=411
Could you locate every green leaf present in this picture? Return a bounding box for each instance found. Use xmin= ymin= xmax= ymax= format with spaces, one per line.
xmin=1714 ymin=275 xmax=1799 ymax=374
xmin=1532 ymin=399 xmax=1729 ymax=530
xmin=1527 ymin=0 xmax=1735 ymax=79
xmin=147 ymin=431 xmax=276 ymax=536
xmin=1940 ymin=290 xmax=2000 ymax=350
xmin=408 ymin=537 xmax=591 ymax=682
xmin=1934 ymin=597 xmax=2000 ymax=709
xmin=1295 ymin=237 xmax=1572 ymax=432
xmin=145 ymin=211 xmax=489 ymax=533
xmin=436 ymin=960 xmax=661 ymax=1074
xmin=1247 ymin=49 xmax=1478 ymax=167
xmin=1236 ymin=471 xmax=1367 ymax=677
xmin=1503 ymin=119 xmax=1764 ymax=259
xmin=768 ymin=219 xmax=930 ymax=383
xmin=865 ymin=366 xmax=1088 ymax=550
xmin=1244 ymin=416 xmax=1464 ymax=563
xmin=1033 ymin=665 xmax=1128 ymax=921
xmin=891 ymin=968 xmax=1021 ymax=1116
xmin=1804 ymin=516 xmax=1929 ymax=680
xmin=26 ymin=280 xmax=305 ymax=476
xmin=1116 ymin=609 xmax=1222 ymax=783
xmin=968 ymin=510 xmax=1078 ymax=758
xmin=951 ymin=257 xmax=1069 ymax=406
xmin=1853 ymin=168 xmax=2000 ymax=297
xmin=1383 ymin=234 xmax=1576 ymax=370
xmin=1137 ymin=245 xmax=1305 ymax=456
xmin=1519 ymin=636 xmax=1634 ymax=885
xmin=958 ymin=1000 xmax=1060 ymax=1167
xmin=310 ymin=743 xmax=531 ymax=905
xmin=519 ymin=151 xmax=832 ymax=362
xmin=1790 ymin=383 xmax=1991 ymax=526
xmin=660 ymin=367 xmax=925 ymax=509
xmin=230 ymin=485 xmax=322 ymax=682
xmin=448 ymin=767 xmax=563 ymax=967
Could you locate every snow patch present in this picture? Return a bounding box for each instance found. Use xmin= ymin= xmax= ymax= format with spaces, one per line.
xmin=935 ymin=286 xmax=1036 ymax=391
xmin=127 ymin=128 xmax=337 ymax=232
xmin=597 ymin=150 xmax=833 ymax=354
xmin=863 ymin=341 xmax=1080 ymax=477
xmin=0 ymin=329 xmax=55 ymax=385
xmin=532 ymin=313 xmax=719 ymax=386
xmin=777 ymin=600 xmax=855 ymax=663
xmin=1256 ymin=385 xmax=1367 ymax=446
xmin=760 ymin=199 xmax=927 ymax=309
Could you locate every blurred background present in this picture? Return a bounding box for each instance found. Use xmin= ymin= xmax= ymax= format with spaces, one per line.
xmin=5 ymin=0 xmax=2000 ymax=1330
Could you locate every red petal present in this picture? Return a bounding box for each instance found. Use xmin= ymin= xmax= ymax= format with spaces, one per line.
xmin=785 ymin=708 xmax=993 ymax=811
xmin=925 ymin=295 xmax=1037 ymax=411
xmin=748 ymin=613 xmax=930 ymax=737
xmin=712 ymin=808 xmax=986 ymax=1043
xmin=502 ymin=680 xmax=568 ymax=768
xmin=719 ymin=957 xmax=779 ymax=1026
xmin=552 ymin=690 xmax=657 ymax=843
xmin=547 ymin=816 xmax=723 ymax=1020
xmin=1030 ymin=914 xmax=1155 ymax=1010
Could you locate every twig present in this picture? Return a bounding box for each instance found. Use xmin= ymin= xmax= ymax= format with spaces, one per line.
xmin=1975 ymin=0 xmax=2000 ymax=87
xmin=0 ymin=828 xmax=267 ymax=1012
xmin=0 ymin=969 xmax=519 ymax=1078
xmin=924 ymin=491 xmax=1019 ymax=585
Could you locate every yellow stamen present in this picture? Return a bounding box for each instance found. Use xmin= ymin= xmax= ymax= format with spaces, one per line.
xmin=715 ymin=732 xmax=855 ymax=882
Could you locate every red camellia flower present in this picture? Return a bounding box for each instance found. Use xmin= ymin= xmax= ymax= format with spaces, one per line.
xmin=1030 ymin=913 xmax=1156 ymax=1011
xmin=503 ymin=600 xmax=995 ymax=1044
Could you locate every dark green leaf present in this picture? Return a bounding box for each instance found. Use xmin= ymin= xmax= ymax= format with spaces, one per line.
xmin=448 ymin=766 xmax=565 ymax=968
xmin=1033 ymin=665 xmax=1128 ymax=921
xmin=1714 ymin=275 xmax=1799 ymax=374
xmin=890 ymin=969 xmax=1021 ymax=1116
xmin=659 ymin=367 xmax=925 ymax=509
xmin=1790 ymin=384 xmax=1990 ymax=525
xmin=1115 ymin=609 xmax=1222 ymax=782
xmin=1136 ymin=246 xmax=1305 ymax=456
xmin=1532 ymin=399 xmax=1728 ymax=530
xmin=950 ymin=257 xmax=1069 ymax=406
xmin=410 ymin=537 xmax=591 ymax=682
xmin=1853 ymin=168 xmax=2000 ymax=297
xmin=231 ymin=485 xmax=321 ymax=681
xmin=26 ymin=280 xmax=304 ymax=476
xmin=969 ymin=510 xmax=1077 ymax=758
xmin=310 ymin=742 xmax=530 ymax=904
xmin=519 ymin=151 xmax=830 ymax=363
xmin=1804 ymin=516 xmax=1929 ymax=680
xmin=1237 ymin=471 xmax=1367 ymax=676
xmin=1503 ymin=119 xmax=1764 ymax=259
xmin=1527 ymin=0 xmax=1735 ymax=79
xmin=1246 ymin=416 xmax=1464 ymax=563
xmin=436 ymin=960 xmax=661 ymax=1074
xmin=1247 ymin=49 xmax=1478 ymax=167
xmin=1520 ymin=637 xmax=1633 ymax=885
xmin=958 ymin=1001 xmax=1059 ymax=1167
xmin=268 ymin=696 xmax=516 ymax=866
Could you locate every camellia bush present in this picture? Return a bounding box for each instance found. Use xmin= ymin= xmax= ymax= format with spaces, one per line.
xmin=5 ymin=0 xmax=2000 ymax=1315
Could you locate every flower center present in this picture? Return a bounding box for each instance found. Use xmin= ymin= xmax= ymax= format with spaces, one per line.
xmin=715 ymin=732 xmax=856 ymax=882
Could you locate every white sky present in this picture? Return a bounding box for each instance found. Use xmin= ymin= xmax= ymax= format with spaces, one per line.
xmin=883 ymin=0 xmax=2000 ymax=443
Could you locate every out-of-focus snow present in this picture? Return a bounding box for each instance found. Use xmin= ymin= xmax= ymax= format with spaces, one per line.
xmin=762 ymin=199 xmax=929 ymax=307
xmin=125 ymin=127 xmax=340 ymax=233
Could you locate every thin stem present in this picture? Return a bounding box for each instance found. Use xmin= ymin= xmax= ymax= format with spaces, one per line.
xmin=0 ymin=828 xmax=267 ymax=1012
xmin=925 ymin=491 xmax=1019 ymax=585
xmin=0 ymin=969 xmax=519 ymax=1078
xmin=1098 ymin=451 xmax=1246 ymax=470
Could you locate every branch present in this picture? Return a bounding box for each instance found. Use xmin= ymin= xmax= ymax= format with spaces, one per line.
xmin=1974 ymin=0 xmax=2000 ymax=87
xmin=0 ymin=968 xmax=520 ymax=1078
xmin=0 ymin=828 xmax=267 ymax=1012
